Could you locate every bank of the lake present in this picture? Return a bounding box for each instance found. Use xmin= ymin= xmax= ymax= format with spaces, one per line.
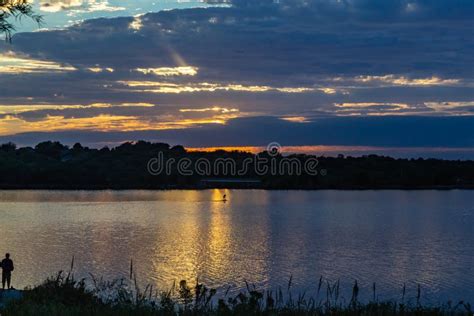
xmin=0 ymin=273 xmax=472 ymax=316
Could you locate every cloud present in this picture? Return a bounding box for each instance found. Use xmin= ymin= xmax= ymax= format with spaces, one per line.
xmin=350 ymin=75 xmax=462 ymax=87
xmin=424 ymin=101 xmax=474 ymax=113
xmin=333 ymin=102 xmax=413 ymax=115
xmin=334 ymin=102 xmax=410 ymax=109
xmin=135 ymin=66 xmax=198 ymax=77
xmin=1 ymin=116 xmax=472 ymax=152
xmin=280 ymin=116 xmax=309 ymax=123
xmin=179 ymin=107 xmax=239 ymax=113
xmin=39 ymin=0 xmax=125 ymax=13
xmin=0 ymin=102 xmax=248 ymax=135
xmin=11 ymin=3 xmax=472 ymax=81
xmin=39 ymin=0 xmax=84 ymax=12
xmin=0 ymin=0 xmax=471 ymax=154
xmin=87 ymin=67 xmax=114 ymax=73
xmin=0 ymin=51 xmax=76 ymax=74
xmin=128 ymin=15 xmax=144 ymax=31
xmin=211 ymin=0 xmax=474 ymax=21
xmin=118 ymin=81 xmax=336 ymax=94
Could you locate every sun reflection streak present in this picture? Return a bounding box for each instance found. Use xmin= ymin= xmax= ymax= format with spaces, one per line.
xmin=150 ymin=191 xmax=202 ymax=285
xmin=206 ymin=189 xmax=233 ymax=281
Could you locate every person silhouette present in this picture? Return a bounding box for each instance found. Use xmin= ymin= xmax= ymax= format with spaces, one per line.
xmin=1 ymin=253 xmax=14 ymax=290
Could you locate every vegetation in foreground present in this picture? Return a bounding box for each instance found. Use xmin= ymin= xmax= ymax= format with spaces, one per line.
xmin=2 ymin=271 xmax=472 ymax=316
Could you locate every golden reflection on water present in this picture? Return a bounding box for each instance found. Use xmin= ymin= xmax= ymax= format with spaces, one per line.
xmin=149 ymin=189 xmax=237 ymax=287
xmin=209 ymin=189 xmax=231 ymax=254
xmin=151 ymin=190 xmax=201 ymax=285
xmin=206 ymin=189 xmax=233 ymax=282
xmin=0 ymin=190 xmax=472 ymax=301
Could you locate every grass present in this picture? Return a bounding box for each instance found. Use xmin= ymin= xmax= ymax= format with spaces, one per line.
xmin=1 ymin=260 xmax=472 ymax=316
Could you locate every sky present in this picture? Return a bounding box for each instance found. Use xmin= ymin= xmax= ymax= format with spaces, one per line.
xmin=0 ymin=0 xmax=473 ymax=158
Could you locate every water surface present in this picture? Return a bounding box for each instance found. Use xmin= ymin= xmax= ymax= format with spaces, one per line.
xmin=0 ymin=190 xmax=472 ymax=303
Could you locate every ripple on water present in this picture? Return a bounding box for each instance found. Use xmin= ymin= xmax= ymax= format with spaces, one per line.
xmin=0 ymin=190 xmax=472 ymax=302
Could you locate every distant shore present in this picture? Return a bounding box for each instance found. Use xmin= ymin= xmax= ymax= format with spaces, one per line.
xmin=0 ymin=184 xmax=473 ymax=190
xmin=1 ymin=141 xmax=473 ymax=191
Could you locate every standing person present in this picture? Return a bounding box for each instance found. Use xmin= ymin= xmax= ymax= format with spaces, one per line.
xmin=1 ymin=253 xmax=14 ymax=290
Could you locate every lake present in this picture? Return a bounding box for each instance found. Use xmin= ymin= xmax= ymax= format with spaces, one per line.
xmin=0 ymin=190 xmax=472 ymax=303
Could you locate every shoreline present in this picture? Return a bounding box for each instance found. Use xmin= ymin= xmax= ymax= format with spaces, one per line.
xmin=0 ymin=274 xmax=471 ymax=315
xmin=0 ymin=185 xmax=473 ymax=190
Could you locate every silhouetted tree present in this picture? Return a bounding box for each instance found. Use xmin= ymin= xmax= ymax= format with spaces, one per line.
xmin=0 ymin=0 xmax=42 ymax=41
xmin=0 ymin=141 xmax=473 ymax=189
xmin=35 ymin=141 xmax=68 ymax=160
xmin=0 ymin=142 xmax=16 ymax=152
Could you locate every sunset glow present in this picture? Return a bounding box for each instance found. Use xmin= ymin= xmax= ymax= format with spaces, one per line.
xmin=0 ymin=0 xmax=471 ymax=158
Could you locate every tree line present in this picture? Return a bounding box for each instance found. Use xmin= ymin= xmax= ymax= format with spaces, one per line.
xmin=0 ymin=141 xmax=473 ymax=189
